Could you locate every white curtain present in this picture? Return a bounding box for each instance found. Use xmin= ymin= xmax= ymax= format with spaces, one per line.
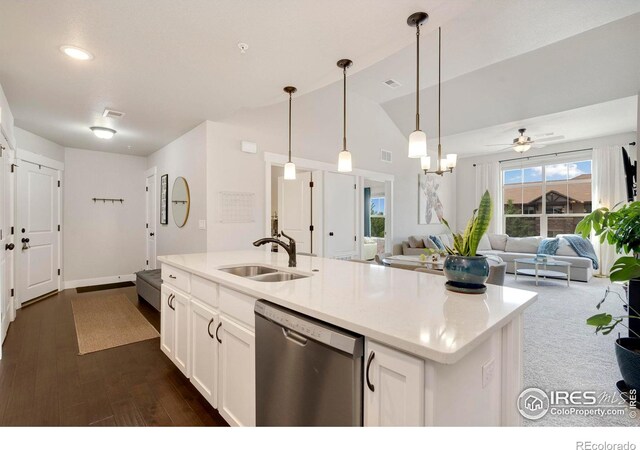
xmin=475 ymin=162 xmax=501 ymax=234
xmin=592 ymin=145 xmax=627 ymax=276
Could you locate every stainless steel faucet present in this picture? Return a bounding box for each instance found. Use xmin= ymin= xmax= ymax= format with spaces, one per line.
xmin=253 ymin=231 xmax=297 ymax=267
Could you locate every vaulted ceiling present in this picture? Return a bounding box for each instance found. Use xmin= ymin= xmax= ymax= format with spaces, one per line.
xmin=0 ymin=0 xmax=638 ymax=156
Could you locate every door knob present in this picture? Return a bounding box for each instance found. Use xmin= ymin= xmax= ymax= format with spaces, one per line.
xmin=150 ymin=232 xmax=155 ymax=236
xmin=329 ymin=232 xmax=334 ymax=236
xmin=5 ymin=243 xmax=14 ymax=251
xmin=21 ymin=238 xmax=30 ymax=243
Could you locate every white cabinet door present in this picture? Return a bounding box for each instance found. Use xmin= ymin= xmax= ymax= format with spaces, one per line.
xmin=160 ymin=285 xmax=175 ymax=359
xmin=173 ymin=290 xmax=190 ymax=377
xmin=190 ymin=299 xmax=218 ymax=408
xmin=218 ymin=316 xmax=255 ymax=427
xmin=364 ymin=340 xmax=425 ymax=426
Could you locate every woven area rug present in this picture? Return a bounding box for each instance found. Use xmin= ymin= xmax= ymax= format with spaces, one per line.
xmin=71 ymin=294 xmax=159 ymax=355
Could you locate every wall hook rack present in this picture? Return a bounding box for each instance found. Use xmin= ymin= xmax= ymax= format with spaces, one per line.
xmin=92 ymin=197 xmax=124 ymax=204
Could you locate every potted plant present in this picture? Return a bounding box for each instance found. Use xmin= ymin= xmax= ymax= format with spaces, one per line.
xmin=440 ymin=190 xmax=493 ymax=294
xmin=576 ymin=201 xmax=640 ymax=391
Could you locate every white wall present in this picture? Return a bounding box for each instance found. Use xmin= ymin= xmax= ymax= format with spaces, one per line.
xmin=0 ymin=82 xmax=15 ymax=148
xmin=14 ymin=127 xmax=65 ymax=162
xmin=147 ymin=122 xmax=207 ymax=259
xmin=63 ymin=147 xmax=147 ymax=284
xmin=206 ymin=81 xmax=455 ymax=251
xmin=455 ymin=131 xmax=638 ymax=229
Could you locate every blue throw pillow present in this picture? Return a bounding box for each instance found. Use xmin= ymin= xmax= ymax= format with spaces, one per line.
xmin=537 ymin=237 xmax=559 ymax=255
xmin=429 ymin=235 xmax=445 ymax=251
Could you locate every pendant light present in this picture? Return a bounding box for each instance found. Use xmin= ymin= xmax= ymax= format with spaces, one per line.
xmin=337 ymin=59 xmax=353 ymax=172
xmin=422 ymin=27 xmax=456 ymax=176
xmin=407 ymin=12 xmax=429 ymax=158
xmin=283 ymin=86 xmax=297 ymax=180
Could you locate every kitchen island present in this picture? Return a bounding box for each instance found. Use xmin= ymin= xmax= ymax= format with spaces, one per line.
xmin=158 ymin=250 xmax=537 ymax=426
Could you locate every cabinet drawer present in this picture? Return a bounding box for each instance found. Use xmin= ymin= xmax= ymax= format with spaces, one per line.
xmin=219 ymin=286 xmax=256 ymax=329
xmin=192 ymin=275 xmax=218 ymax=308
xmin=162 ymin=264 xmax=191 ymax=293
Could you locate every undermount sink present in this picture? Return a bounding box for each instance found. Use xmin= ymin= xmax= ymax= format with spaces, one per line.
xmin=249 ymin=272 xmax=309 ymax=282
xmin=219 ymin=265 xmax=278 ymax=277
xmin=218 ymin=265 xmax=309 ymax=282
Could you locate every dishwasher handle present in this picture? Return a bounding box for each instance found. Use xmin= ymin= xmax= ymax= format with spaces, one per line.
xmin=282 ymin=327 xmax=308 ymax=346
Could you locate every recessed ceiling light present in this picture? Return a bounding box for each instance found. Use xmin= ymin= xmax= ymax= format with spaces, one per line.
xmin=60 ymin=45 xmax=93 ymax=60
xmin=90 ymin=126 xmax=116 ymax=139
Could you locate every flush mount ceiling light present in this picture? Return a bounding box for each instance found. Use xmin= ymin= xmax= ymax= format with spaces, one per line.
xmin=90 ymin=126 xmax=116 ymax=139
xmin=421 ymin=28 xmax=456 ymax=176
xmin=407 ymin=12 xmax=429 ymax=159
xmin=337 ymin=59 xmax=353 ymax=173
xmin=60 ymin=45 xmax=93 ymax=61
xmin=283 ymin=86 xmax=297 ymax=180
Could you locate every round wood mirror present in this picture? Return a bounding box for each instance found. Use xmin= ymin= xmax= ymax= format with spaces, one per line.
xmin=171 ymin=177 xmax=190 ymax=228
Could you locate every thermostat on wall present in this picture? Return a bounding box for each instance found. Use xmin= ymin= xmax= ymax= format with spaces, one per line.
xmin=241 ymin=140 xmax=257 ymax=154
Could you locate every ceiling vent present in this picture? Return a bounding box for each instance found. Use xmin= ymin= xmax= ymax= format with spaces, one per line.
xmin=381 ymin=149 xmax=392 ymax=163
xmin=103 ymin=108 xmax=125 ymax=119
xmin=382 ymin=79 xmax=401 ymax=89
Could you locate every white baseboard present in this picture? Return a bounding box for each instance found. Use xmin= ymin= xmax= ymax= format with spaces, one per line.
xmin=64 ymin=274 xmax=136 ymax=290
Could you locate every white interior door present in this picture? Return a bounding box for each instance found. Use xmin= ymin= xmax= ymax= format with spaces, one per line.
xmin=17 ymin=161 xmax=59 ymax=303
xmin=324 ymin=172 xmax=357 ymax=259
xmin=0 ymin=136 xmax=10 ymax=346
xmin=277 ymin=171 xmax=313 ymax=254
xmin=146 ymin=170 xmax=157 ymax=269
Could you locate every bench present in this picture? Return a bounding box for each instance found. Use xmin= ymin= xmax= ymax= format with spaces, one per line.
xmin=136 ymin=269 xmax=162 ymax=311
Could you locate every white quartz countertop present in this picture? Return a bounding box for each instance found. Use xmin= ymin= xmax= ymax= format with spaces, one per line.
xmin=158 ymin=251 xmax=537 ymax=364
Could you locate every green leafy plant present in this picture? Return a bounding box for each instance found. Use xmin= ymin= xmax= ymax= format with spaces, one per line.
xmin=442 ymin=190 xmax=492 ymax=256
xmin=587 ymin=287 xmax=640 ymax=338
xmin=576 ymin=201 xmax=640 ymax=282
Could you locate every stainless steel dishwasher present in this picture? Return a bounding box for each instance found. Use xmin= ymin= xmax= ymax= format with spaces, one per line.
xmin=255 ymin=300 xmax=364 ymax=426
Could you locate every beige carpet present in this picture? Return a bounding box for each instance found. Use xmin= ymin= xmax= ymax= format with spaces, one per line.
xmin=71 ymin=294 xmax=159 ymax=355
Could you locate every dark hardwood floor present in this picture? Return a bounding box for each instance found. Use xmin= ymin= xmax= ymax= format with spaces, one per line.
xmin=0 ymin=286 xmax=228 ymax=426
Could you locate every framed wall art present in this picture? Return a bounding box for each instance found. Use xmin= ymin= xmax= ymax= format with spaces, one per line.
xmin=160 ymin=173 xmax=169 ymax=225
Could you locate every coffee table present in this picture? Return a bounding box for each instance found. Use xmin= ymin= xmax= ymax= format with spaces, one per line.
xmin=514 ymin=258 xmax=572 ymax=286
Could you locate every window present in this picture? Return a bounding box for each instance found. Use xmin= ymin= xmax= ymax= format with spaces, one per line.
xmin=502 ymin=158 xmax=592 ymax=237
xmin=370 ymin=197 xmax=385 ymax=238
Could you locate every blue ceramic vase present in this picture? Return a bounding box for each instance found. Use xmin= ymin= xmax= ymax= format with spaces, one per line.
xmin=615 ymin=337 xmax=640 ymax=391
xmin=443 ymin=255 xmax=490 ymax=293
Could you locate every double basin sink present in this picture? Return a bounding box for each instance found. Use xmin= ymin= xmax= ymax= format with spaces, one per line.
xmin=218 ymin=265 xmax=309 ymax=283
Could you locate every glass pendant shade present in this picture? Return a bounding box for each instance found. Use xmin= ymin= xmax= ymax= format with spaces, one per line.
xmin=408 ymin=130 xmax=427 ymax=158
xmin=446 ymin=153 xmax=457 ymax=168
xmin=338 ymin=150 xmax=352 ymax=172
xmin=514 ymin=143 xmax=531 ymax=153
xmin=420 ymin=156 xmax=431 ymax=171
xmin=440 ymin=158 xmax=448 ymax=171
xmin=284 ymin=161 xmax=296 ymax=180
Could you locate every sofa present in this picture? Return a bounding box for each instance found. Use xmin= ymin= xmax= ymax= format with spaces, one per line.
xmin=363 ymin=237 xmax=378 ymax=261
xmin=400 ymin=233 xmax=594 ymax=282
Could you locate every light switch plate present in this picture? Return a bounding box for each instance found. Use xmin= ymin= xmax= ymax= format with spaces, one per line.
xmin=198 ymin=219 xmax=206 ymax=230
xmin=482 ymin=359 xmax=495 ymax=388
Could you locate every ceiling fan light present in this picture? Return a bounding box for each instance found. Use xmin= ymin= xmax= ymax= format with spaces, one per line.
xmin=420 ymin=155 xmax=431 ymax=171
xmin=408 ymin=130 xmax=427 ymax=158
xmin=284 ymin=161 xmax=296 ymax=180
xmin=514 ymin=143 xmax=531 ymax=153
xmin=90 ymin=126 xmax=116 ymax=139
xmin=338 ymin=150 xmax=353 ymax=172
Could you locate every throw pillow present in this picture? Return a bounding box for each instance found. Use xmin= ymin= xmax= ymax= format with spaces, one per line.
xmin=505 ymin=236 xmax=541 ymax=254
xmin=488 ymin=233 xmax=508 ymax=251
xmin=429 ymin=235 xmax=445 ymax=251
xmin=407 ymin=235 xmax=425 ymax=248
xmin=537 ymin=237 xmax=559 ymax=255
xmin=422 ymin=237 xmax=438 ymax=250
xmin=477 ymin=234 xmax=492 ymax=251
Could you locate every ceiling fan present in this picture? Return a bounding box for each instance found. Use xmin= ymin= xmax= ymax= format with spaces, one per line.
xmin=485 ymin=128 xmax=564 ymax=153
